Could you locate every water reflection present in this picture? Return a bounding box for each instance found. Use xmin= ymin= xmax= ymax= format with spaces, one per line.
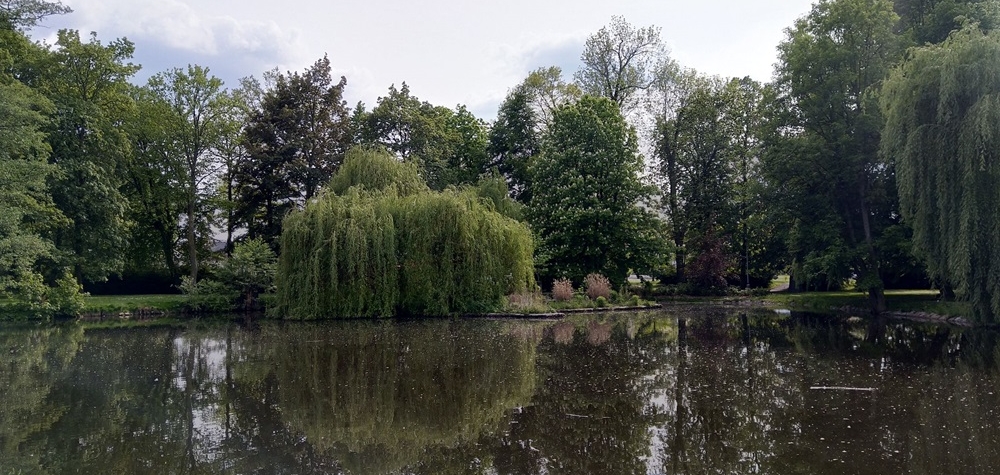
xmin=2 ymin=310 xmax=1000 ymax=474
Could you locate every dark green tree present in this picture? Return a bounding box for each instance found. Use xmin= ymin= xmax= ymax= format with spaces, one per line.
xmin=237 ymin=57 xmax=352 ymax=248
xmin=530 ymin=95 xmax=665 ymax=285
xmin=356 ymin=83 xmax=489 ymax=190
xmin=895 ymin=0 xmax=1000 ymax=45
xmin=35 ymin=30 xmax=138 ymax=283
xmin=881 ymin=24 xmax=1000 ymax=321
xmin=487 ymin=84 xmax=540 ymax=203
xmin=121 ymin=84 xmax=185 ymax=279
xmin=771 ymin=0 xmax=900 ymax=311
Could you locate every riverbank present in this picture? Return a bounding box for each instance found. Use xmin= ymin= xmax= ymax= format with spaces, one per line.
xmin=759 ymin=289 xmax=976 ymax=325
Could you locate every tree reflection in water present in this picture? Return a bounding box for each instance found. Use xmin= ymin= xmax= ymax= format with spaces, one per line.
xmin=3 ymin=310 xmax=1000 ymax=474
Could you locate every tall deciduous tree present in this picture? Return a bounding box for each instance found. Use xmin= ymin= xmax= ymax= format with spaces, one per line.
xmin=149 ymin=65 xmax=225 ymax=282
xmin=0 ymin=75 xmax=68 ymax=304
xmin=357 ymin=83 xmax=488 ymax=190
xmin=487 ymin=84 xmax=540 ymax=203
xmin=772 ymin=0 xmax=900 ymax=312
xmin=0 ymin=0 xmax=70 ymax=30
xmin=519 ymin=66 xmax=581 ymax=126
xmin=530 ymin=95 xmax=664 ymax=285
xmin=36 ymin=30 xmax=138 ymax=283
xmin=654 ymin=72 xmax=776 ymax=288
xmin=123 ymin=84 xmax=185 ymax=278
xmin=881 ymin=24 xmax=1000 ymax=321
xmin=575 ymin=16 xmax=664 ymax=113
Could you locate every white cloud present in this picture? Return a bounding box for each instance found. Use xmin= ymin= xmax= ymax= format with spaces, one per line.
xmin=54 ymin=0 xmax=305 ymax=67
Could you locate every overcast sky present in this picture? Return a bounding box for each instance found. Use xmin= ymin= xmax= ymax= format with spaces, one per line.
xmin=31 ymin=0 xmax=817 ymax=118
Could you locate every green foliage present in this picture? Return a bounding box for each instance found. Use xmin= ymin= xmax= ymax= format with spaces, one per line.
xmin=595 ymin=296 xmax=609 ymax=307
xmin=275 ymin=148 xmax=535 ymax=319
xmin=770 ymin=0 xmax=902 ymax=311
xmin=487 ymin=84 xmax=541 ymax=203
xmin=217 ymin=238 xmax=276 ymax=310
xmin=36 ymin=30 xmax=139 ymax=283
xmin=895 ymin=0 xmax=1000 ymax=45
xmin=179 ymin=275 xmax=237 ymax=313
xmin=177 ymin=239 xmax=276 ymax=312
xmin=0 ymin=0 xmax=71 ymax=30
xmin=356 ymin=83 xmax=489 ymax=190
xmin=48 ymin=270 xmax=85 ymax=316
xmin=327 ymin=146 xmax=427 ymax=196
xmin=529 ymin=95 xmax=666 ymax=285
xmin=881 ymin=24 xmax=1000 ymax=321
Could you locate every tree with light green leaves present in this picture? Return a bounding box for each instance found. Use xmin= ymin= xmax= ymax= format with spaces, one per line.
xmin=529 ymin=95 xmax=665 ymax=285
xmin=881 ymin=24 xmax=1000 ymax=321
xmin=275 ymin=147 xmax=535 ymax=319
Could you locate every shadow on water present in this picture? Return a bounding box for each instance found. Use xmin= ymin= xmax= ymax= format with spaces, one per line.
xmin=2 ymin=309 xmax=1000 ymax=474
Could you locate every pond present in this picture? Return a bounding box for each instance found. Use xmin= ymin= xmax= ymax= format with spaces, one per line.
xmin=2 ymin=308 xmax=1000 ymax=474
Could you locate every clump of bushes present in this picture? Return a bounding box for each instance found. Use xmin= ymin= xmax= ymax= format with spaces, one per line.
xmin=552 ymin=278 xmax=574 ymax=302
xmin=584 ymin=273 xmax=612 ymax=300
xmin=180 ymin=238 xmax=277 ymax=312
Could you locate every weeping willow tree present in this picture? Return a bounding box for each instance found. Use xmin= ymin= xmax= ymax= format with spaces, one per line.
xmin=276 ymin=147 xmax=535 ymax=318
xmin=881 ymin=24 xmax=1000 ymax=322
xmin=244 ymin=321 xmax=538 ymax=473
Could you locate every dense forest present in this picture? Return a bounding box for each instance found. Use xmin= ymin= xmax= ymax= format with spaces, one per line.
xmin=2 ymin=0 xmax=999 ymax=320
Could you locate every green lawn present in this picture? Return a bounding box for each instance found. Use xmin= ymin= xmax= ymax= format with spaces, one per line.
xmin=83 ymin=294 xmax=188 ymax=313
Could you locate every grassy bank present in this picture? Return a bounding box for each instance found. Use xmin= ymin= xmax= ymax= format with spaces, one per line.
xmin=763 ymin=289 xmax=972 ymax=319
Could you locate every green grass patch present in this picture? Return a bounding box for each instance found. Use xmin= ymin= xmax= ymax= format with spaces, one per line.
xmin=83 ymin=294 xmax=188 ymax=313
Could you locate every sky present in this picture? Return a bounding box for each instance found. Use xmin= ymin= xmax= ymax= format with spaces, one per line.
xmin=31 ymin=0 xmax=818 ymax=119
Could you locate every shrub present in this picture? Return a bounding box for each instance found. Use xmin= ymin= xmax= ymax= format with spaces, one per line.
xmin=50 ymin=270 xmax=86 ymax=317
xmin=629 ymin=294 xmax=641 ymax=307
xmin=595 ymin=296 xmax=608 ymax=307
xmin=584 ymin=273 xmax=611 ymax=300
xmin=552 ymin=278 xmax=574 ymax=301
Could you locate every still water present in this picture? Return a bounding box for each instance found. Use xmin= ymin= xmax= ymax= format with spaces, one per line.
xmin=2 ymin=308 xmax=1000 ymax=474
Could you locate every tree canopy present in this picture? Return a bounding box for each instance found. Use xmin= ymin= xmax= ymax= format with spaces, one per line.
xmin=881 ymin=24 xmax=1000 ymax=321
xmin=530 ymin=95 xmax=665 ymax=285
xmin=275 ymin=147 xmax=535 ymax=318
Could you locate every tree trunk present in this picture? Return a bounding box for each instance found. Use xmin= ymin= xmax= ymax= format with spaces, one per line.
xmin=187 ymin=197 xmax=198 ymax=282
xmin=858 ymin=181 xmax=885 ymax=314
